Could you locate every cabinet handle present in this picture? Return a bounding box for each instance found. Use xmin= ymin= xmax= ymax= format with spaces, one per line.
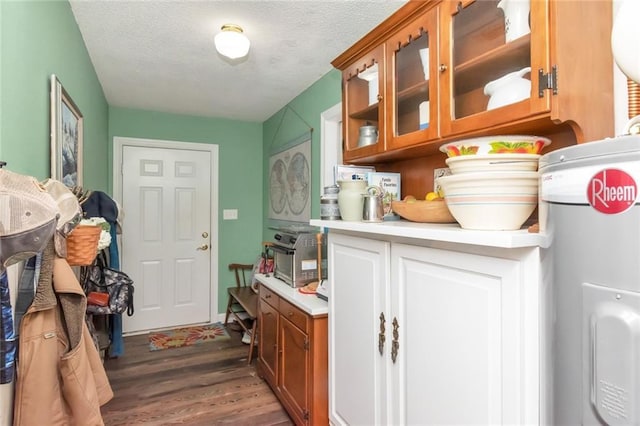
xmin=391 ymin=317 xmax=399 ymax=364
xmin=377 ymin=93 xmax=383 ymax=102
xmin=439 ymin=64 xmax=448 ymax=73
xmin=265 ymin=294 xmax=271 ymax=298
xmin=378 ymin=312 xmax=386 ymax=356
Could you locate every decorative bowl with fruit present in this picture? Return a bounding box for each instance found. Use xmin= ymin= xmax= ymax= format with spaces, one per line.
xmin=390 ymin=193 xmax=456 ymax=223
xmin=439 ymin=135 xmax=551 ymax=158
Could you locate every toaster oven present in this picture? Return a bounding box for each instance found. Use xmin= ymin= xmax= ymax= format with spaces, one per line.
xmin=271 ymin=231 xmax=326 ymax=288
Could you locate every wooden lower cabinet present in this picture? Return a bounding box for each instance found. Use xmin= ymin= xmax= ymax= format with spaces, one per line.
xmin=259 ymin=293 xmax=279 ymax=388
xmin=257 ymin=284 xmax=328 ymax=425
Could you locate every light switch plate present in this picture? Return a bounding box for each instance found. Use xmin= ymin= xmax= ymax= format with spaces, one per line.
xmin=433 ymin=168 xmax=451 ymax=194
xmin=223 ymin=209 xmax=238 ymax=220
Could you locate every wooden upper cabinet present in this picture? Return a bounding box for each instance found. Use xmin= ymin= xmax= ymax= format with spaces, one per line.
xmin=333 ymin=0 xmax=613 ymax=164
xmin=341 ymin=45 xmax=386 ymax=162
xmin=385 ymin=7 xmax=440 ymax=151
xmin=440 ymin=0 xmax=551 ymax=136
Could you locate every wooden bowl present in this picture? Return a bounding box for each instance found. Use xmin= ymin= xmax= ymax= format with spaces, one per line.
xmin=391 ymin=199 xmax=456 ymax=223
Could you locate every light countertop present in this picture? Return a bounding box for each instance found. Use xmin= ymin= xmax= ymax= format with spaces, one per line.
xmin=254 ymin=273 xmax=328 ymax=316
xmin=310 ymin=219 xmax=550 ymax=249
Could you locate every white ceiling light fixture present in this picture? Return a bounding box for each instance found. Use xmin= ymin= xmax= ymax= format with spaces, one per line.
xmin=214 ymin=24 xmax=250 ymax=60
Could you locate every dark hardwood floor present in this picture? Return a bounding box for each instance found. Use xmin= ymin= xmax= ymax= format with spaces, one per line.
xmin=100 ymin=326 xmax=293 ymax=425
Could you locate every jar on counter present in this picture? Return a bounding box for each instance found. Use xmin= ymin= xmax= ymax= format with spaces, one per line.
xmin=321 ymin=185 xmax=341 ymax=220
xmin=337 ymin=180 xmax=368 ymax=221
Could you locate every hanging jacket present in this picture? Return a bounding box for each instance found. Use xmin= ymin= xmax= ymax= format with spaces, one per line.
xmin=13 ymin=241 xmax=113 ymax=425
xmin=81 ymin=190 xmax=126 ymax=357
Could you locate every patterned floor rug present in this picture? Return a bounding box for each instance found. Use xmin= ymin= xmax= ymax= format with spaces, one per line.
xmin=148 ymin=322 xmax=230 ymax=351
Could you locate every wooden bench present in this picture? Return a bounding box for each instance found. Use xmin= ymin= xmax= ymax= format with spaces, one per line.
xmin=224 ymin=263 xmax=258 ymax=364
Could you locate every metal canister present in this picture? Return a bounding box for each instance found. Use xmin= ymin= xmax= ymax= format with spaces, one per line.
xmin=321 ymin=185 xmax=341 ymax=220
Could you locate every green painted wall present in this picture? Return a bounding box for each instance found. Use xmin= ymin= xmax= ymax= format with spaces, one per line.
xmin=109 ymin=107 xmax=264 ymax=313
xmin=0 ymin=0 xmax=109 ymax=190
xmin=262 ymin=70 xmax=342 ymax=239
xmin=0 ymin=0 xmax=342 ymax=316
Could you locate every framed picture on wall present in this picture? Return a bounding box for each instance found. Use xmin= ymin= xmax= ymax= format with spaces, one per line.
xmin=268 ymin=136 xmax=311 ymax=223
xmin=50 ymin=74 xmax=83 ymax=187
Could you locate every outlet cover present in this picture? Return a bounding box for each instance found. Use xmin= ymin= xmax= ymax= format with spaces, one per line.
xmin=223 ymin=209 xmax=238 ymax=220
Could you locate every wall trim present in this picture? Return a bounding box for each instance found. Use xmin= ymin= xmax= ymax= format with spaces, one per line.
xmin=320 ymin=103 xmax=342 ymax=190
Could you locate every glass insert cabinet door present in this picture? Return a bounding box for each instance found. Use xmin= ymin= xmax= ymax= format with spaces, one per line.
xmin=448 ymin=0 xmax=535 ymax=124
xmin=342 ymin=45 xmax=385 ymax=158
xmin=387 ymin=9 xmax=439 ymax=150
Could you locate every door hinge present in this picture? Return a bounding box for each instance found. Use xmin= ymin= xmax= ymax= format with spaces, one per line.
xmin=538 ymin=65 xmax=558 ymax=97
xmin=304 ymin=337 xmax=309 ymax=351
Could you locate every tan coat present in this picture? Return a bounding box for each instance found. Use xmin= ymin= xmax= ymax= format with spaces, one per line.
xmin=13 ymin=242 xmax=113 ymax=425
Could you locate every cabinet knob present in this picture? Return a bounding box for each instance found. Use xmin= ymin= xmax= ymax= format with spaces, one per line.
xmin=377 ymin=94 xmax=383 ymax=102
xmin=439 ymin=64 xmax=448 ymax=73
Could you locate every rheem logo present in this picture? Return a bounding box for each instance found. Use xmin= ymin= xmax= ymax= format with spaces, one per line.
xmin=587 ymin=169 xmax=637 ymax=214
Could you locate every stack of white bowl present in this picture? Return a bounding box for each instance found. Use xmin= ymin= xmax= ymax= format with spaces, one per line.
xmin=435 ymin=135 xmax=551 ymax=231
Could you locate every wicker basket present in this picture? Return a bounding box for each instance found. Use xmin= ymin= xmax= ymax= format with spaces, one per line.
xmin=66 ymin=225 xmax=102 ymax=266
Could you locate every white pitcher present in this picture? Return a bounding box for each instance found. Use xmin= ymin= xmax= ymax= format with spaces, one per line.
xmin=497 ymin=0 xmax=530 ymax=43
xmin=484 ymin=66 xmax=531 ymax=110
xmin=337 ymin=180 xmax=368 ymax=221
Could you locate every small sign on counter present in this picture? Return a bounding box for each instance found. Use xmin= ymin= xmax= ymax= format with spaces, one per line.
xmin=366 ymin=171 xmax=401 ymax=220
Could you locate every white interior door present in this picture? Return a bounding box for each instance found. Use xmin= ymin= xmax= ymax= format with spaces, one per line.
xmin=118 ymin=142 xmax=216 ymax=333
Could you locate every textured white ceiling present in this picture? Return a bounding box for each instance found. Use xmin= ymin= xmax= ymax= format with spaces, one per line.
xmin=70 ymin=0 xmax=406 ymax=122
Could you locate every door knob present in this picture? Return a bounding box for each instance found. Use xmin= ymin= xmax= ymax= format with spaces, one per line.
xmin=197 ymin=244 xmax=209 ymax=251
xmin=202 ymin=232 xmax=209 ymax=238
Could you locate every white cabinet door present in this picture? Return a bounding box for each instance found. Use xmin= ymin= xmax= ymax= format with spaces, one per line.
xmin=390 ymin=244 xmax=522 ymax=425
xmin=329 ymin=233 xmax=390 ymax=426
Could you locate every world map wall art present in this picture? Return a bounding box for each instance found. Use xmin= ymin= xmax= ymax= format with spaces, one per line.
xmin=268 ymin=138 xmax=311 ymax=223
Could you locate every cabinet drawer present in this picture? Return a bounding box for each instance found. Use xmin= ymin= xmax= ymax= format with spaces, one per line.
xmin=279 ymin=298 xmax=308 ymax=333
xmin=260 ymin=284 xmax=279 ymax=307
